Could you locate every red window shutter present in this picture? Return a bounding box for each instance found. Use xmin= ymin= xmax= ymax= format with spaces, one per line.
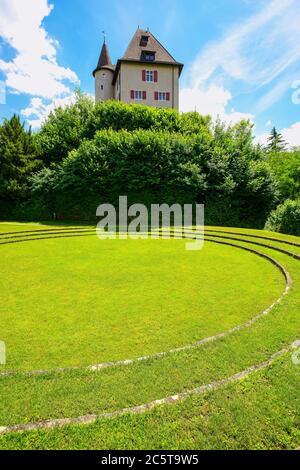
xmin=154 ymin=92 xmax=159 ymax=101
xmin=131 ymin=90 xmax=135 ymax=99
xmin=166 ymin=92 xmax=170 ymax=101
xmin=154 ymin=71 xmax=158 ymax=82
xmin=142 ymin=70 xmax=146 ymax=81
xmin=143 ymin=91 xmax=147 ymax=100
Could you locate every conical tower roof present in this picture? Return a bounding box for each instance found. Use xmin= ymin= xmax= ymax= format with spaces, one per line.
xmin=93 ymin=40 xmax=115 ymax=76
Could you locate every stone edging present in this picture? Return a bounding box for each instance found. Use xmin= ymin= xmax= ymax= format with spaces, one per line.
xmin=0 ymin=234 xmax=292 ymax=377
xmin=205 ymin=228 xmax=300 ymax=248
xmin=0 ymin=340 xmax=299 ymax=436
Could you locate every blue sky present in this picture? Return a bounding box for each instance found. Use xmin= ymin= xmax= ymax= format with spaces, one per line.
xmin=0 ymin=0 xmax=300 ymax=146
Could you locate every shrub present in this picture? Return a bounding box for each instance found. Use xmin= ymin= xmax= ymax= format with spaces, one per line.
xmin=28 ymin=128 xmax=276 ymax=226
xmin=87 ymin=101 xmax=212 ymax=136
xmin=36 ymin=97 xmax=213 ymax=166
xmin=265 ymin=199 xmax=300 ymax=236
xmin=36 ymin=91 xmax=94 ymax=165
xmin=1 ymin=98 xmax=277 ymax=227
xmin=266 ymin=150 xmax=300 ymax=202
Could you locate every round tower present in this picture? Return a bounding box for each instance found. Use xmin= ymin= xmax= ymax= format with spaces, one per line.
xmin=93 ymin=38 xmax=115 ymax=103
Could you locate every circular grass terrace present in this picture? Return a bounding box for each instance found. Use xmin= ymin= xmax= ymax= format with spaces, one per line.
xmin=0 ymin=223 xmax=299 ymax=449
xmin=0 ymin=230 xmax=285 ymax=371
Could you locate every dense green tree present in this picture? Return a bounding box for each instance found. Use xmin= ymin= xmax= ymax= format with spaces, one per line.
xmin=86 ymin=100 xmax=213 ymax=138
xmin=29 ymin=128 xmax=276 ymax=227
xmin=0 ymin=99 xmax=283 ymax=229
xmin=0 ymin=114 xmax=40 ymax=203
xmin=36 ymin=91 xmax=94 ymax=165
xmin=86 ymin=100 xmax=181 ymax=135
xmin=36 ymin=96 xmax=213 ymax=166
xmin=177 ymin=111 xmax=211 ymax=135
xmin=266 ymin=149 xmax=300 ymax=202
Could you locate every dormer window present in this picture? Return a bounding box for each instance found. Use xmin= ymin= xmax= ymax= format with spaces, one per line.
xmin=140 ymin=35 xmax=149 ymax=47
xmin=141 ymin=51 xmax=156 ymax=62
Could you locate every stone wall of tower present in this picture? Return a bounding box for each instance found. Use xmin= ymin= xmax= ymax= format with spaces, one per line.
xmin=95 ymin=68 xmax=115 ymax=103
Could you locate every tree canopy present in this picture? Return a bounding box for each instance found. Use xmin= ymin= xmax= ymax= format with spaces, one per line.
xmin=0 ymin=114 xmax=40 ymax=203
xmin=0 ymin=94 xmax=299 ymax=234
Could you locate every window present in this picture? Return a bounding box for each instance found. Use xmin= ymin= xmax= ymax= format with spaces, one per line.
xmin=146 ymin=70 xmax=153 ymax=82
xmin=131 ymin=90 xmax=147 ymax=100
xmin=142 ymin=70 xmax=158 ymax=82
xmin=141 ymin=51 xmax=155 ymax=62
xmin=154 ymin=91 xmax=170 ymax=101
xmin=140 ymin=35 xmax=149 ymax=47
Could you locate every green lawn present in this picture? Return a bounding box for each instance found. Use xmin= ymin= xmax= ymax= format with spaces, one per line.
xmin=1 ymin=355 xmax=299 ymax=450
xmin=0 ymin=223 xmax=299 ymax=450
xmin=0 ymin=228 xmax=283 ymax=371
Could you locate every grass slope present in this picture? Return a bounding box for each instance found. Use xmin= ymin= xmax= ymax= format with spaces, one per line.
xmin=1 ymin=355 xmax=299 ymax=450
xmin=0 ymin=223 xmax=299 ymax=450
xmin=0 ymin=232 xmax=283 ymax=371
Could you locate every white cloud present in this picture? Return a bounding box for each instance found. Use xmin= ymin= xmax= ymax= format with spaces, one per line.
xmin=21 ymin=95 xmax=77 ymax=128
xmin=21 ymin=92 xmax=94 ymax=129
xmin=180 ymin=85 xmax=231 ymax=116
xmin=0 ymin=0 xmax=79 ymax=125
xmin=254 ymin=131 xmax=270 ymax=147
xmin=180 ymin=0 xmax=300 ymax=124
xmin=281 ymin=121 xmax=300 ymax=148
xmin=180 ymin=85 xmax=253 ymax=125
xmin=254 ymin=80 xmax=290 ymax=115
xmin=189 ymin=0 xmax=294 ymax=88
xmin=255 ymin=121 xmax=300 ymax=149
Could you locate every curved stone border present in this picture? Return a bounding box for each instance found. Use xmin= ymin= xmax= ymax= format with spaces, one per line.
xmin=2 ymin=224 xmax=300 ymax=248
xmin=0 ymin=228 xmax=94 ymax=242
xmin=174 ymin=228 xmax=300 ymax=261
xmin=0 ymin=226 xmax=89 ymax=237
xmin=1 ymin=340 xmax=299 ymax=436
xmin=0 ymin=233 xmax=292 ymax=378
xmin=0 ymin=232 xmax=95 ymax=247
xmin=205 ymin=228 xmax=300 ymax=248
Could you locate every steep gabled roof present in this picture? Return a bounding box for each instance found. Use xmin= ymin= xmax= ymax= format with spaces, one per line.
xmin=93 ymin=41 xmax=115 ymax=76
xmin=112 ymin=28 xmax=183 ymax=84
xmin=122 ymin=28 xmax=177 ymax=63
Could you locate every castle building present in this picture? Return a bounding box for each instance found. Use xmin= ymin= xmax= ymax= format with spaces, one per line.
xmin=93 ymin=28 xmax=183 ymax=110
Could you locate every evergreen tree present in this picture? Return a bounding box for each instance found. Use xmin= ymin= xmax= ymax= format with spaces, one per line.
xmin=0 ymin=114 xmax=40 ymax=201
xmin=267 ymin=127 xmax=287 ymax=152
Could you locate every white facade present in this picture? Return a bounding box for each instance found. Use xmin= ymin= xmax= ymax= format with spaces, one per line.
xmin=95 ymin=68 xmax=114 ymax=102
xmin=93 ymin=29 xmax=183 ymax=110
